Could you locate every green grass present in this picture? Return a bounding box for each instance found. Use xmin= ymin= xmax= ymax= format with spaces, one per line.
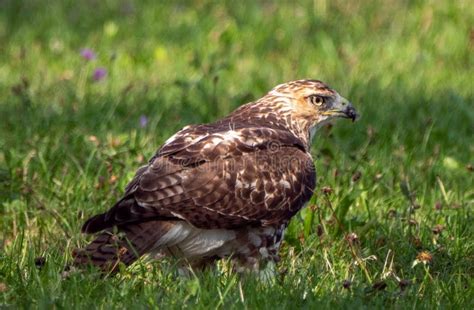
xmin=1 ymin=0 xmax=473 ymax=308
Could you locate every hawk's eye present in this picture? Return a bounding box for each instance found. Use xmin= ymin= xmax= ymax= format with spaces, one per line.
xmin=309 ymin=95 xmax=325 ymax=106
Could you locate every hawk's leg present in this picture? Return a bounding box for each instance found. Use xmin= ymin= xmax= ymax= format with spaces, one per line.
xmin=231 ymin=246 xmax=281 ymax=272
xmin=231 ymin=224 xmax=285 ymax=278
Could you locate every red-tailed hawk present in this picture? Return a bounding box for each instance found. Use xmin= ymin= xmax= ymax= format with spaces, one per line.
xmin=73 ymin=79 xmax=358 ymax=273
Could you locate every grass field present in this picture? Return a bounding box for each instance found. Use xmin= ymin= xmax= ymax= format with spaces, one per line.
xmin=1 ymin=0 xmax=473 ymax=308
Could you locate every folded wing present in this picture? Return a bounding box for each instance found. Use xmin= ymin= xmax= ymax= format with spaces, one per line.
xmin=82 ymin=126 xmax=316 ymax=233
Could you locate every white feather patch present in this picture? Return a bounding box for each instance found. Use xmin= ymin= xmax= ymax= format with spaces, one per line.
xmin=153 ymin=222 xmax=236 ymax=258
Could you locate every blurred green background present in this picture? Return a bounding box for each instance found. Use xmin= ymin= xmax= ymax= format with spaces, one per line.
xmin=0 ymin=0 xmax=473 ymax=308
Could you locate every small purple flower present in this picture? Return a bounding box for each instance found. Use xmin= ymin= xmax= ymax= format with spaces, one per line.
xmin=80 ymin=48 xmax=96 ymax=61
xmin=92 ymin=67 xmax=107 ymax=81
xmin=139 ymin=115 xmax=148 ymax=128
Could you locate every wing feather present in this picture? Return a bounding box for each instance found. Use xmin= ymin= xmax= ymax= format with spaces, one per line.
xmin=82 ymin=125 xmax=315 ymax=233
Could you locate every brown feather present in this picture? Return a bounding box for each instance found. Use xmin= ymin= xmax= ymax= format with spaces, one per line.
xmin=73 ymin=221 xmax=175 ymax=273
xmin=74 ymin=79 xmax=354 ymax=273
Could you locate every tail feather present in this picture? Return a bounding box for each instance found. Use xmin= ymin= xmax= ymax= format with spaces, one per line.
xmin=73 ymin=220 xmax=175 ymax=273
xmin=80 ymin=197 xmax=176 ymax=234
xmin=81 ymin=213 xmax=109 ymax=234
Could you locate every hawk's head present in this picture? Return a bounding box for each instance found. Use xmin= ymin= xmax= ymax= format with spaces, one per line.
xmin=270 ymin=79 xmax=358 ymax=123
xmin=265 ymin=79 xmax=358 ymax=143
xmin=231 ymin=79 xmax=358 ymax=145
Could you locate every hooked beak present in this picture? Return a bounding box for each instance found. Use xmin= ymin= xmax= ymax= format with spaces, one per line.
xmin=343 ymin=105 xmax=359 ymax=122
xmin=323 ymin=99 xmax=359 ymax=122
